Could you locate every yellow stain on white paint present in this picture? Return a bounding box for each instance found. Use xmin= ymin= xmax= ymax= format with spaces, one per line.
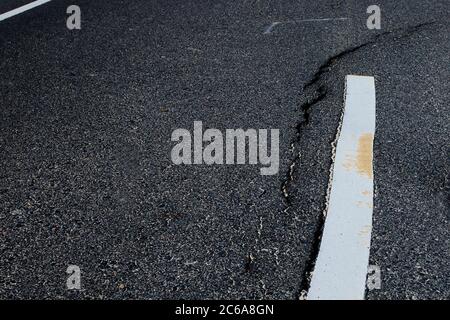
xmin=342 ymin=133 xmax=374 ymax=179
xmin=358 ymin=225 xmax=372 ymax=246
xmin=356 ymin=201 xmax=373 ymax=209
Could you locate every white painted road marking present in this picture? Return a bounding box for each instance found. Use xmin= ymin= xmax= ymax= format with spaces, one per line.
xmin=263 ymin=18 xmax=349 ymax=34
xmin=263 ymin=22 xmax=281 ymax=34
xmin=0 ymin=0 xmax=52 ymax=22
xmin=307 ymin=75 xmax=376 ymax=300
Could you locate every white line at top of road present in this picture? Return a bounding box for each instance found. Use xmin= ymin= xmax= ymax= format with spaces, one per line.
xmin=0 ymin=0 xmax=52 ymax=22
xmin=294 ymin=17 xmax=349 ymax=22
xmin=263 ymin=18 xmax=349 ymax=34
xmin=307 ymin=75 xmax=376 ymax=300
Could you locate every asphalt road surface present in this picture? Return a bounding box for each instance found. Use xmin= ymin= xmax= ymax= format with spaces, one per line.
xmin=0 ymin=0 xmax=448 ymax=299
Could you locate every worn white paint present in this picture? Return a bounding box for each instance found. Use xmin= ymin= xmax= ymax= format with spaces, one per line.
xmin=263 ymin=22 xmax=281 ymax=34
xmin=263 ymin=18 xmax=349 ymax=34
xmin=0 ymin=0 xmax=52 ymax=22
xmin=307 ymin=75 xmax=376 ymax=300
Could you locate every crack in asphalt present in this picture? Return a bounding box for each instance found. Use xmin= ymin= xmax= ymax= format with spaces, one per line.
xmin=276 ymin=21 xmax=438 ymax=297
xmin=282 ymin=20 xmax=437 ymax=213
xmin=281 ymin=86 xmax=327 ymax=212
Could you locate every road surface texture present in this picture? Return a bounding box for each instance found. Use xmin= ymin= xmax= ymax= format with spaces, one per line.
xmin=0 ymin=0 xmax=448 ymax=299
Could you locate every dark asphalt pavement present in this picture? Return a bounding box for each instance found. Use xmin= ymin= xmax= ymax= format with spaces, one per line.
xmin=0 ymin=0 xmax=448 ymax=299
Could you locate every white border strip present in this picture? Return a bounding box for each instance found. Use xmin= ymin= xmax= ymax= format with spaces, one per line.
xmin=307 ymin=75 xmax=376 ymax=300
xmin=0 ymin=0 xmax=52 ymax=22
